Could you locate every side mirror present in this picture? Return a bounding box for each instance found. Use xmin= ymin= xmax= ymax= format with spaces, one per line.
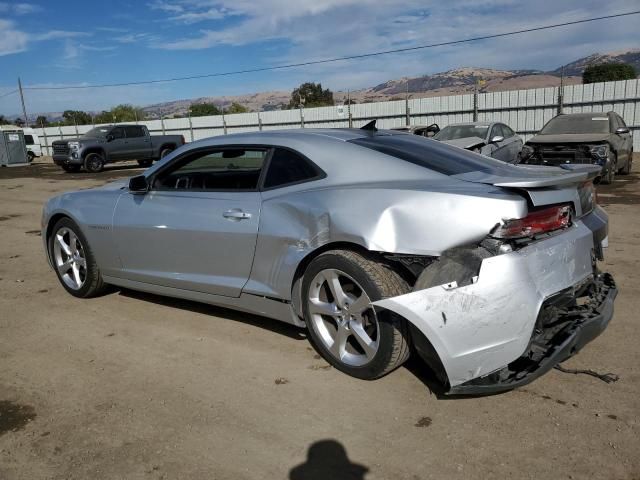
xmin=615 ymin=127 xmax=630 ymax=135
xmin=106 ymin=134 xmax=114 ymax=142
xmin=490 ymin=135 xmax=504 ymax=144
xmin=129 ymin=175 xmax=149 ymax=194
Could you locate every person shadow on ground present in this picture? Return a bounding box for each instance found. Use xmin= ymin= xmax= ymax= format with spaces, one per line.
xmin=289 ymin=439 xmax=369 ymax=480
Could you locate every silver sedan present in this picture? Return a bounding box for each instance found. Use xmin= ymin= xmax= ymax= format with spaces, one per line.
xmin=41 ymin=125 xmax=616 ymax=394
xmin=434 ymin=121 xmax=524 ymax=163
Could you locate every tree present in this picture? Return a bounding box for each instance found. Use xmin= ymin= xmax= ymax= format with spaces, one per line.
xmin=288 ymin=82 xmax=334 ymax=109
xmin=14 ymin=118 xmax=25 ymax=127
xmin=92 ymin=104 xmax=145 ymax=124
xmin=583 ymin=63 xmax=637 ymax=84
xmin=226 ymin=102 xmax=248 ymax=114
xmin=62 ymin=110 xmax=92 ymax=125
xmin=189 ymin=102 xmax=220 ymax=117
xmin=34 ymin=115 xmax=49 ymax=127
xmin=0 ymin=115 xmax=11 ymax=125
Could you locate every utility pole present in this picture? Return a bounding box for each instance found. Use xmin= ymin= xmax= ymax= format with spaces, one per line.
xmin=558 ymin=65 xmax=565 ymax=115
xmin=405 ymin=80 xmax=410 ymax=126
xmin=347 ymin=90 xmax=353 ymax=128
xmin=18 ymin=77 xmax=29 ymax=125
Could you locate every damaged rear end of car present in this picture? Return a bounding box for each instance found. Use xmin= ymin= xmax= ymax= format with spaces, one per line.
xmin=357 ymin=142 xmax=617 ymax=394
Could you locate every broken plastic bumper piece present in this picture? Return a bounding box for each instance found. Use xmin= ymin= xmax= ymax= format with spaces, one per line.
xmin=448 ymin=272 xmax=617 ymax=395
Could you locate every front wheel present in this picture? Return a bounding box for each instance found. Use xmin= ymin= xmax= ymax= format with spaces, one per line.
xmin=302 ymin=250 xmax=411 ymax=380
xmin=84 ymin=153 xmax=105 ymax=173
xmin=61 ymin=164 xmax=81 ymax=173
xmin=48 ymin=217 xmax=106 ymax=298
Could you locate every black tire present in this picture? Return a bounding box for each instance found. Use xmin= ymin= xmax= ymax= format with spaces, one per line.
xmin=302 ymin=249 xmax=411 ymax=380
xmin=48 ymin=217 xmax=107 ymax=298
xmin=160 ymin=147 xmax=173 ymax=159
xmin=619 ymin=151 xmax=632 ymax=175
xmin=601 ymin=155 xmax=616 ymax=184
xmin=137 ymin=158 xmax=153 ymax=168
xmin=61 ymin=164 xmax=81 ymax=173
xmin=84 ymin=152 xmax=105 ymax=173
xmin=27 ymin=151 xmax=35 ymax=162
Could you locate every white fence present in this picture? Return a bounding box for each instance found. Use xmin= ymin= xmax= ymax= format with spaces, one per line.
xmin=36 ymin=79 xmax=640 ymax=155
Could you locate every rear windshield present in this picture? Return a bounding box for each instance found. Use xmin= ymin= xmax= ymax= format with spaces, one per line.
xmin=541 ymin=115 xmax=610 ymax=135
xmin=434 ymin=125 xmax=488 ymax=141
xmin=349 ymin=134 xmax=508 ymax=175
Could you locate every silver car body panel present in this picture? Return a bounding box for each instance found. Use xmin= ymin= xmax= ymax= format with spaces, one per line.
xmin=41 ymin=128 xmax=612 ymax=387
xmin=374 ymin=212 xmax=604 ymax=387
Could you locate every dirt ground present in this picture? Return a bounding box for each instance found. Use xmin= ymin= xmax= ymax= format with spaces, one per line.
xmin=0 ymin=156 xmax=638 ymax=480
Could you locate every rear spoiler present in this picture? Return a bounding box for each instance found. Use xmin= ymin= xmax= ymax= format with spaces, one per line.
xmin=473 ymin=164 xmax=602 ymax=188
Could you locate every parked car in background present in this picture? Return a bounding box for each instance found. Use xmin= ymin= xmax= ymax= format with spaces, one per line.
xmin=51 ymin=124 xmax=185 ymax=173
xmin=22 ymin=127 xmax=42 ymax=162
xmin=519 ymin=112 xmax=633 ymax=184
xmin=42 ymin=126 xmax=615 ymax=395
xmin=433 ymin=122 xmax=523 ymax=163
xmin=391 ymin=124 xmax=440 ymax=137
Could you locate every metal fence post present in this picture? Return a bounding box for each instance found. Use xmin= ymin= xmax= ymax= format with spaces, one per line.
xmin=58 ymin=124 xmax=63 ymax=141
xmin=347 ymin=90 xmax=353 ymax=128
xmin=161 ymin=114 xmax=166 ymax=135
xmin=258 ymin=112 xmax=263 ymax=131
xmin=557 ymin=66 xmax=565 ymax=115
xmin=73 ymin=117 xmax=79 ymax=138
xmin=299 ymin=105 xmax=305 ymax=128
xmin=40 ymin=120 xmax=49 ymax=156
xmin=222 ymin=110 xmax=227 ymax=135
xmin=188 ymin=113 xmax=194 ymax=142
xmin=473 ymin=83 xmax=479 ymax=122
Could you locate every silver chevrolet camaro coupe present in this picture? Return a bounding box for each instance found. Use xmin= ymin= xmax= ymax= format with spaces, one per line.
xmin=41 ymin=124 xmax=617 ymax=394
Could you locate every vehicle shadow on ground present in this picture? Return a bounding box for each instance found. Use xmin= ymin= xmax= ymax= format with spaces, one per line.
xmin=0 ymin=161 xmax=146 ymax=181
xmin=114 ymin=287 xmax=469 ymax=397
xmin=289 ymin=439 xmax=369 ymax=480
xmin=116 ymin=288 xmax=307 ymax=341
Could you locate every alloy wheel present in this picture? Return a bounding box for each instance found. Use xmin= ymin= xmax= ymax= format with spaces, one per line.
xmin=53 ymin=227 xmax=87 ymax=290
xmin=307 ymin=268 xmax=378 ymax=367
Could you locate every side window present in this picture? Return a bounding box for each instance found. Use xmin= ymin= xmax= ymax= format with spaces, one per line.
xmin=24 ymin=134 xmax=34 ymax=145
xmin=491 ymin=124 xmax=504 ymax=139
xmin=154 ymin=148 xmax=267 ymax=191
xmin=263 ymin=148 xmax=321 ymax=189
xmin=111 ymin=127 xmax=125 ymax=139
xmin=502 ymin=125 xmax=515 ymax=138
xmin=124 ymin=126 xmax=145 ymax=138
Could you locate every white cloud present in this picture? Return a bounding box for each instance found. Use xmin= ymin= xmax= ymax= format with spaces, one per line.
xmin=0 ymin=19 xmax=29 ymax=56
xmin=0 ymin=2 xmax=41 ymax=15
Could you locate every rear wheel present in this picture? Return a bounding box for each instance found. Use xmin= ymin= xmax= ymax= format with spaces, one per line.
xmin=48 ymin=217 xmax=106 ymax=298
xmin=84 ymin=152 xmax=105 ymax=173
xmin=159 ymin=147 xmax=173 ymax=159
xmin=302 ymin=250 xmax=411 ymax=380
xmin=137 ymin=158 xmax=153 ymax=168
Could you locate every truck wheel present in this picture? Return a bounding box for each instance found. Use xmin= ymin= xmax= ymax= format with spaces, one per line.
xmin=160 ymin=147 xmax=173 ymax=159
xmin=27 ymin=151 xmax=35 ymax=162
xmin=62 ymin=165 xmax=81 ymax=173
xmin=84 ymin=153 xmax=105 ymax=173
xmin=601 ymin=155 xmax=616 ymax=185
xmin=302 ymin=250 xmax=411 ymax=380
xmin=137 ymin=159 xmax=153 ymax=168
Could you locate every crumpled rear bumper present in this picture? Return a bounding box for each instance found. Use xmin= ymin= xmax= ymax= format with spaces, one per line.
xmin=373 ymin=207 xmax=613 ymax=393
xmin=449 ymin=272 xmax=616 ymax=395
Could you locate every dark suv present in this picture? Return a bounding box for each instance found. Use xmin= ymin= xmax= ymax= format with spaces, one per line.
xmin=519 ymin=112 xmax=633 ymax=184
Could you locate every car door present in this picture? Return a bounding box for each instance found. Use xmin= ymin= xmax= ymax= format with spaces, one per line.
xmin=488 ymin=124 xmax=510 ymax=162
xmin=123 ymin=125 xmax=152 ymax=160
xmin=111 ymin=146 xmax=268 ymax=297
xmin=107 ymin=127 xmax=129 ymax=161
xmin=502 ymin=124 xmax=522 ymax=162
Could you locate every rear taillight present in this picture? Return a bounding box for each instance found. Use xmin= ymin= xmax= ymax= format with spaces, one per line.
xmin=491 ymin=204 xmax=572 ymax=239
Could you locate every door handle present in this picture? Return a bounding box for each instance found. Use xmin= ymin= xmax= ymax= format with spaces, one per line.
xmin=223 ymin=209 xmax=252 ymax=220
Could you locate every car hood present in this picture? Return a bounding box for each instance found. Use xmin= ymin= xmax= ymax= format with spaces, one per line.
xmin=438 ymin=136 xmax=486 ymax=149
xmin=527 ymin=133 xmax=610 ymax=144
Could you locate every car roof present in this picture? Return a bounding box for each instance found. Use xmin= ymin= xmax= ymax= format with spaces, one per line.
xmin=556 ymin=112 xmax=610 ymax=119
xmin=443 ymin=122 xmax=494 ymax=127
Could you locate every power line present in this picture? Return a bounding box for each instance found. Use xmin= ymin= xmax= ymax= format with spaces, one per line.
xmin=22 ymin=10 xmax=640 ymax=92
xmin=0 ymin=89 xmax=18 ymax=99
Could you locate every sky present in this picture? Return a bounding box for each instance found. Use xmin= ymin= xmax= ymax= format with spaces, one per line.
xmin=0 ymin=0 xmax=638 ymax=117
